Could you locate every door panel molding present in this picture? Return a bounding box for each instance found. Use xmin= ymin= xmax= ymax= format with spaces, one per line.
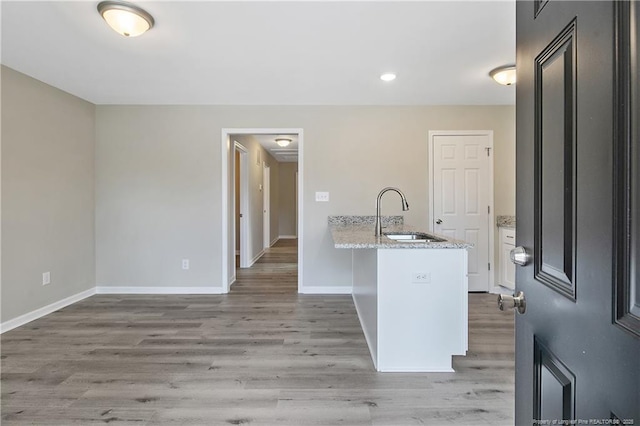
xmin=613 ymin=0 xmax=640 ymax=337
xmin=534 ymin=20 xmax=578 ymax=301
xmin=534 ymin=0 xmax=549 ymax=18
xmin=533 ymin=338 xmax=576 ymax=422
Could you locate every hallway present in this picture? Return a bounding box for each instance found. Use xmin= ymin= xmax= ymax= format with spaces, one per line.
xmin=232 ymin=239 xmax=298 ymax=295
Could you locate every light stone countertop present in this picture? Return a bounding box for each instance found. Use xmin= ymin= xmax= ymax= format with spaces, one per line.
xmin=330 ymin=223 xmax=472 ymax=249
xmin=497 ymin=215 xmax=516 ymax=229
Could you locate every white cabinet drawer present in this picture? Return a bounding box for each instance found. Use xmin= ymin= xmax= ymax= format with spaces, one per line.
xmin=501 ymin=228 xmax=516 ymax=245
xmin=498 ymin=227 xmax=516 ymax=290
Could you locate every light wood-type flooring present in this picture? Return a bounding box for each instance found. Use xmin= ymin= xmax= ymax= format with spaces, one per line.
xmin=1 ymin=239 xmax=515 ymax=425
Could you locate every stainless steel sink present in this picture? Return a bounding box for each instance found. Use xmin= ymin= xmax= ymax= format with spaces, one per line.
xmin=383 ymin=232 xmax=445 ymax=243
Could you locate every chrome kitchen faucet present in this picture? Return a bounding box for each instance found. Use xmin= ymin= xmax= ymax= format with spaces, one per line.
xmin=375 ymin=187 xmax=409 ymax=236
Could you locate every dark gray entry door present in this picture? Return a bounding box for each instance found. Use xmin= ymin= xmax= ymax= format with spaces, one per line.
xmin=515 ymin=1 xmax=640 ymax=424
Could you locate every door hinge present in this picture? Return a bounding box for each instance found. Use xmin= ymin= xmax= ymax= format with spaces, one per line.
xmin=488 ymin=262 xmax=491 ymax=271
xmin=485 ymin=147 xmax=491 ymax=156
xmin=488 ymin=205 xmax=490 ymax=214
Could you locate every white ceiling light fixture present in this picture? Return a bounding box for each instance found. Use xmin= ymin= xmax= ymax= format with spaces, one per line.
xmin=275 ymin=138 xmax=292 ymax=147
xmin=489 ymin=65 xmax=516 ymax=86
xmin=97 ymin=1 xmax=155 ymax=38
xmin=380 ymin=73 xmax=396 ymax=82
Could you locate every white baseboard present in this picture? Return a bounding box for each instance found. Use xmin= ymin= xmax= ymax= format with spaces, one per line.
xmin=0 ymin=287 xmax=96 ymax=334
xmin=299 ymin=286 xmax=352 ymax=295
xmin=248 ymin=250 xmax=264 ymax=267
xmin=270 ymin=237 xmax=279 ymax=246
xmin=278 ymin=235 xmax=297 ymax=239
xmin=95 ymin=286 xmax=225 ymax=294
xmin=490 ymin=284 xmax=513 ymax=295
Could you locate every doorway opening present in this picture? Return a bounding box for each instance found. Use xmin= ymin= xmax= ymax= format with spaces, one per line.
xmin=221 ymin=128 xmax=303 ymax=294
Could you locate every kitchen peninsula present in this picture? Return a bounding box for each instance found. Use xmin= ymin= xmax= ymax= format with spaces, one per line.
xmin=330 ymin=215 xmax=471 ymax=372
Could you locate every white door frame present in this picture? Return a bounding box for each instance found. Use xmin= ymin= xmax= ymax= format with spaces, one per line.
xmin=263 ymin=162 xmax=271 ymax=249
xmin=221 ymin=128 xmax=304 ymax=293
xmin=428 ymin=130 xmax=495 ymax=292
xmin=234 ymin=142 xmax=250 ymax=271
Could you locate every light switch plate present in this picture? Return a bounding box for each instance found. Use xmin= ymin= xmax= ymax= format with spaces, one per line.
xmin=315 ymin=192 xmax=330 ymax=202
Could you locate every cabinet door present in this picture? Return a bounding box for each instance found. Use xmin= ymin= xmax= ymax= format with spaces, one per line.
xmin=499 ymin=228 xmax=516 ymax=289
xmin=501 ymin=242 xmax=516 ymax=289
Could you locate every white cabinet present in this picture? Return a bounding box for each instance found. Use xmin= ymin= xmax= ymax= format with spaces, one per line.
xmin=499 ymin=228 xmax=516 ymax=290
xmin=352 ymin=248 xmax=468 ymax=372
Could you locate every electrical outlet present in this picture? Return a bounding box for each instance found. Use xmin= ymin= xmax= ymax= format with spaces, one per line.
xmin=42 ymin=272 xmax=51 ymax=286
xmin=182 ymin=259 xmax=190 ymax=270
xmin=412 ymin=272 xmax=431 ymax=283
xmin=315 ymin=192 xmax=329 ymax=202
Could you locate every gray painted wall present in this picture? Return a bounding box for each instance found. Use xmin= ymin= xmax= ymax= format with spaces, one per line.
xmin=0 ymin=68 xmax=515 ymax=325
xmin=1 ymin=66 xmax=95 ymax=322
xmin=96 ymin=105 xmax=515 ymax=291
xmin=279 ymin=162 xmax=298 ymax=237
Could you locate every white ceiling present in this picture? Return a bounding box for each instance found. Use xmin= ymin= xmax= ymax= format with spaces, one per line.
xmin=1 ymin=1 xmax=516 ymax=106
xmin=251 ymin=134 xmax=299 ymax=163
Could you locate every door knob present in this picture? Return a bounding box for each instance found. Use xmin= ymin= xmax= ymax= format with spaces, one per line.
xmin=435 ymin=219 xmax=443 ymax=225
xmin=498 ymin=291 xmax=526 ymax=314
xmin=510 ymin=246 xmax=531 ymax=266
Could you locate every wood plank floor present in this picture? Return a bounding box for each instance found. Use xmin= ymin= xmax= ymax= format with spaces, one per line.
xmin=232 ymin=239 xmax=298 ymax=294
xmin=1 ymin=240 xmax=514 ymax=425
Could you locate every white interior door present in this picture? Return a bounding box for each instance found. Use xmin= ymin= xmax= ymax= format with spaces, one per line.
xmin=263 ymin=163 xmax=270 ymax=249
xmin=430 ymin=131 xmax=493 ymax=292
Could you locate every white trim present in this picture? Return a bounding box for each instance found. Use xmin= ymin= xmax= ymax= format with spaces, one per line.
xmin=490 ymin=285 xmax=505 ymax=295
xmin=428 ymin=130 xmax=495 ymax=293
xmin=270 ymin=237 xmax=279 ymax=246
xmin=221 ymin=131 xmax=230 ymax=291
xmin=247 ymin=249 xmax=265 ymax=268
xmin=299 ymin=286 xmax=352 ymax=295
xmin=278 ymin=235 xmax=297 ymax=239
xmin=95 ymin=286 xmax=224 ymax=294
xmin=235 ymin=142 xmax=250 ymax=270
xmin=221 ymin=128 xmax=304 ymax=294
xmin=263 ymin=162 xmax=270 ymax=250
xmin=0 ymin=287 xmax=96 ymax=334
xmin=379 ymin=367 xmax=455 ymax=373
xmin=297 ymin=131 xmax=304 ymax=293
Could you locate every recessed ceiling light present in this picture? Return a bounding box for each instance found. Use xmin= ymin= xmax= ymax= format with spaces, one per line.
xmin=380 ymin=73 xmax=397 ymax=82
xmin=97 ymin=1 xmax=155 ymax=37
xmin=275 ymin=138 xmax=292 ymax=147
xmin=489 ymin=65 xmax=516 ymax=86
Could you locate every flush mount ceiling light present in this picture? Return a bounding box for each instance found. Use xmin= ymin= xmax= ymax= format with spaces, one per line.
xmin=489 ymin=65 xmax=516 ymax=86
xmin=380 ymin=73 xmax=397 ymax=82
xmin=275 ymin=138 xmax=292 ymax=147
xmin=97 ymin=1 xmax=155 ymax=37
